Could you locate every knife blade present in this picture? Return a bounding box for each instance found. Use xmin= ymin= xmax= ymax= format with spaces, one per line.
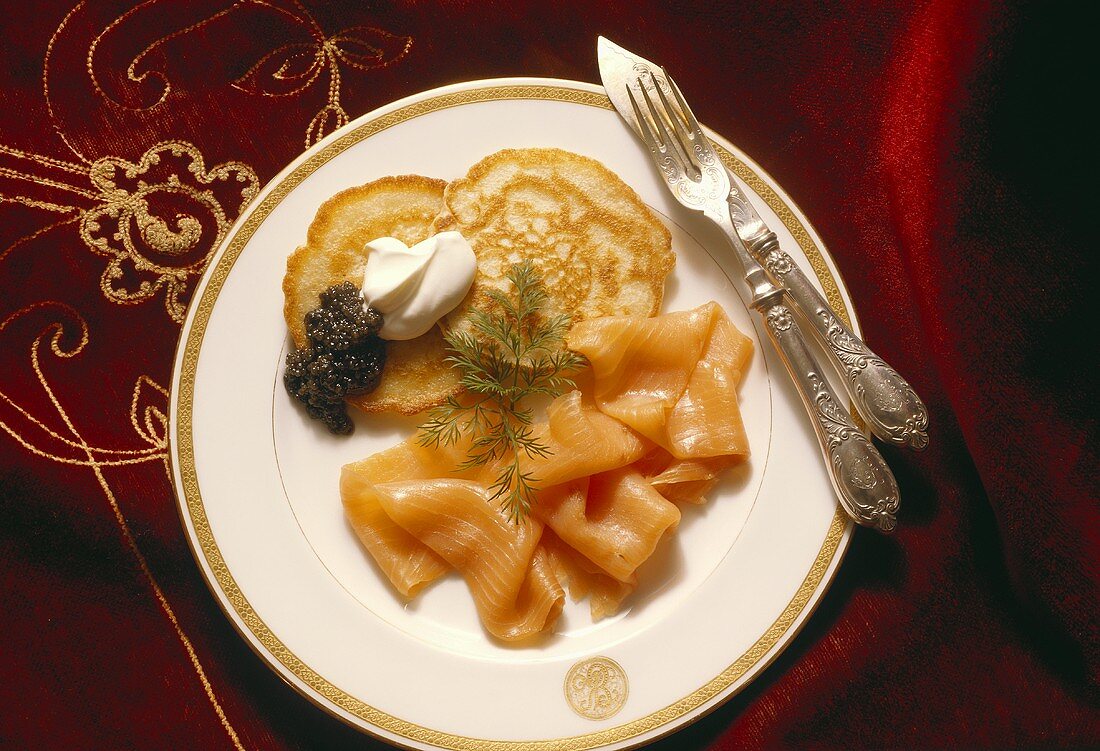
xmin=598 ymin=36 xmax=928 ymax=451
xmin=598 ymin=36 xmax=901 ymax=531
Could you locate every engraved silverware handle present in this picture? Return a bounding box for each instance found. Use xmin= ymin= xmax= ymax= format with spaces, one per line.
xmin=757 ymin=295 xmax=900 ymax=532
xmin=749 ymin=231 xmax=929 ymax=450
xmin=708 ymin=209 xmax=901 ymax=532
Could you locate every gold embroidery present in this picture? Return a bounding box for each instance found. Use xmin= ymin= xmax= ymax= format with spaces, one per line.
xmin=87 ymin=0 xmax=243 ymax=112
xmin=0 ymin=216 xmax=80 ymax=266
xmin=0 ymin=143 xmax=91 ymax=215
xmin=232 ymin=17 xmax=413 ymax=147
xmin=7 ymin=4 xmax=287 ymax=747
xmin=0 ymin=305 xmax=161 ymax=467
xmin=2 ymin=139 xmax=259 ymax=322
xmin=0 ymin=166 xmax=97 ymax=199
xmin=69 ymin=0 xmax=412 ymax=150
xmin=0 ymin=305 xmax=244 ymax=751
xmin=9 ymin=12 xmax=262 ymax=746
xmin=0 ymin=195 xmax=81 ymax=214
xmin=79 ymin=140 xmax=258 ymax=321
xmin=131 ymin=375 xmax=169 ymax=450
xmin=42 ymin=2 xmax=93 ymax=164
xmin=0 ymin=143 xmax=90 ymax=176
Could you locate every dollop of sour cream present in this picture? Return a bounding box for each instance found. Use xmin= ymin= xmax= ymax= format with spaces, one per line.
xmin=360 ymin=231 xmax=477 ymax=340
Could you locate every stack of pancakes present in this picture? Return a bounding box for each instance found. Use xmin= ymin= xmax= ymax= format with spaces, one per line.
xmin=283 ymin=148 xmax=675 ymax=415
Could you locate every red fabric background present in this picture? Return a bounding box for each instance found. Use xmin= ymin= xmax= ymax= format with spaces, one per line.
xmin=1 ymin=1 xmax=1095 ymax=748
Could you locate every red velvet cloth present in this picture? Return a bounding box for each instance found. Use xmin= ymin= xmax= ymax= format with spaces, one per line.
xmin=1 ymin=1 xmax=1095 ymax=748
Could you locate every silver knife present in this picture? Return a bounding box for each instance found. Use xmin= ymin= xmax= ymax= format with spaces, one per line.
xmin=598 ymin=37 xmax=928 ymax=451
xmin=597 ymin=37 xmax=900 ymax=531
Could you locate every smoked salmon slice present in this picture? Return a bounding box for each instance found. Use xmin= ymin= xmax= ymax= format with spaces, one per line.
xmin=371 ymin=479 xmax=564 ymax=641
xmin=340 ymin=436 xmax=496 ymax=597
xmin=665 ymin=312 xmax=752 ymax=458
xmin=633 ymin=444 xmax=744 ymax=504
xmin=535 ymin=470 xmax=679 ymax=582
xmin=521 ymin=389 xmax=649 ymax=486
xmin=647 ymin=452 xmax=744 ymax=505
xmin=567 ymin=301 xmax=752 ymax=460
xmin=341 ymin=457 xmax=449 ymax=598
xmin=542 ymin=531 xmax=636 ymax=621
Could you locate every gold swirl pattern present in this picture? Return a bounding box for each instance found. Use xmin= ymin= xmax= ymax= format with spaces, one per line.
xmin=61 ymin=0 xmax=412 ymax=151
xmin=565 ymin=658 xmax=629 ymax=720
xmin=78 ymin=141 xmax=259 ymax=321
xmin=1 ymin=4 xmax=287 ymax=744
xmin=0 ymin=303 xmax=244 ymax=750
xmin=1 ymin=139 xmax=258 ymax=322
xmin=0 ymin=0 xmax=419 ymax=745
xmin=233 ymin=22 xmax=414 ymax=148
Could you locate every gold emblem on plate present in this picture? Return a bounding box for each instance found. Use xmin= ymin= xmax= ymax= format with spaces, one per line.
xmin=564 ymin=656 xmax=628 ymax=720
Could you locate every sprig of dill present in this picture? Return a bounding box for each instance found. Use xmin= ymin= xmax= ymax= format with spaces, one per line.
xmin=416 ymin=262 xmax=585 ymax=523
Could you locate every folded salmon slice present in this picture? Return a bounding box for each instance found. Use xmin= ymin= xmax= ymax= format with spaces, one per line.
xmin=665 ymin=312 xmax=753 ymax=458
xmin=567 ymin=301 xmax=752 ymax=460
xmin=542 ymin=531 xmax=636 ymax=622
xmin=341 ymin=443 xmax=452 ymax=598
xmin=522 ymin=389 xmax=649 ymax=486
xmin=634 ymin=445 xmax=744 ymax=505
xmin=371 ymin=479 xmax=564 ymax=641
xmin=535 ymin=470 xmax=679 ymax=582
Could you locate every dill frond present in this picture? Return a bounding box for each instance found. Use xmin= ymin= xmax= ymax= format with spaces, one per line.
xmin=415 ymin=262 xmax=584 ymax=523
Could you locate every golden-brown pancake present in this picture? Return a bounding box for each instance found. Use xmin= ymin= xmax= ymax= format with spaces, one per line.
xmin=282 ymin=175 xmax=461 ymax=415
xmin=433 ymin=148 xmax=674 ymax=335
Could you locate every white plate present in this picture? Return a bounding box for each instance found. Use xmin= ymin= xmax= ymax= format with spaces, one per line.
xmin=169 ymin=78 xmax=854 ymax=750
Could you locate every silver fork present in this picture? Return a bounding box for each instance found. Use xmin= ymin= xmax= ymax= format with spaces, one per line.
xmin=630 ymin=71 xmax=900 ymax=532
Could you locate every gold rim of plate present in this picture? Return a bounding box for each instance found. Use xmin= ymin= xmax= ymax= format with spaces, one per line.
xmin=173 ymin=81 xmax=850 ymax=751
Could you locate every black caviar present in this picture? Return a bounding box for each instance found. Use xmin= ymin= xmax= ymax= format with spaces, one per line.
xmin=284 ymin=281 xmax=386 ymax=434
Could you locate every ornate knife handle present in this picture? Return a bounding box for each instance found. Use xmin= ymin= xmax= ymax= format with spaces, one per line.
xmin=758 ymin=296 xmax=900 ymax=531
xmin=750 ymin=232 xmax=929 ymax=450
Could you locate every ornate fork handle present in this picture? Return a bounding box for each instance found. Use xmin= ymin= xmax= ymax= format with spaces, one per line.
xmin=748 ymin=229 xmax=929 ymax=450
xmin=757 ymin=296 xmax=899 ymax=531
xmin=710 ymin=208 xmax=900 ymax=531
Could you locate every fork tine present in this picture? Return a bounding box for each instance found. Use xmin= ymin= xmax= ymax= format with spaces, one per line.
xmin=652 ymin=77 xmax=701 ymax=178
xmin=626 ymin=84 xmax=661 ymax=150
xmin=653 ymin=79 xmax=693 ymax=148
xmin=638 ymin=81 xmax=673 ymax=148
xmin=663 ymin=69 xmax=705 ymax=139
xmin=639 ymin=78 xmax=694 ymax=170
